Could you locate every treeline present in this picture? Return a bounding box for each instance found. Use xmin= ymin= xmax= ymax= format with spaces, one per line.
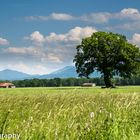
xmin=12 ymin=78 xmax=105 ymax=87
xmin=1 ymin=77 xmax=140 ymax=87
xmin=9 ymin=76 xmax=140 ymax=87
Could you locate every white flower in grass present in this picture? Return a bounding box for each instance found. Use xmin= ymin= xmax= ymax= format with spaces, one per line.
xmin=99 ymin=109 xmax=102 ymax=113
xmin=23 ymin=120 xmax=26 ymax=123
xmin=40 ymin=120 xmax=43 ymax=124
xmin=30 ymin=116 xmax=33 ymax=121
xmin=110 ymin=113 xmax=112 ymax=118
xmin=90 ymin=112 xmax=94 ymax=118
xmin=8 ymin=109 xmax=13 ymax=113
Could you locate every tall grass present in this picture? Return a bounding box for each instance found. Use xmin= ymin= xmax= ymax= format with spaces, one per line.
xmin=0 ymin=87 xmax=139 ymax=140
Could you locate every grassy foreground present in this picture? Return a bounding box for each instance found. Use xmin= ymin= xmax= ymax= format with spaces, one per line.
xmin=0 ymin=86 xmax=140 ymax=140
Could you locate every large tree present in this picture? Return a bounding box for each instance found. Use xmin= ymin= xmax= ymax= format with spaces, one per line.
xmin=73 ymin=31 xmax=140 ymax=88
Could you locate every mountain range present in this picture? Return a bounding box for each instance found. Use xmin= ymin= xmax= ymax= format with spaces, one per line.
xmin=0 ymin=66 xmax=100 ymax=80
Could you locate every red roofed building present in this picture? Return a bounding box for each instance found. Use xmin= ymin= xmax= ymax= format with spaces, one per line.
xmin=0 ymin=83 xmax=16 ymax=88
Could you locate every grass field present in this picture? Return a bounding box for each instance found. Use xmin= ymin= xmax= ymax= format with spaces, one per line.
xmin=0 ymin=86 xmax=140 ymax=140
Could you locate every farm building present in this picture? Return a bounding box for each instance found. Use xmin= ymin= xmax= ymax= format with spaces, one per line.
xmin=0 ymin=82 xmax=16 ymax=88
xmin=82 ymin=83 xmax=96 ymax=87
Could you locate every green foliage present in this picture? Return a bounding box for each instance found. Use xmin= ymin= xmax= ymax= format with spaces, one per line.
xmin=12 ymin=78 xmax=105 ymax=87
xmin=2 ymin=76 xmax=140 ymax=87
xmin=0 ymin=87 xmax=139 ymax=139
xmin=74 ymin=31 xmax=140 ymax=87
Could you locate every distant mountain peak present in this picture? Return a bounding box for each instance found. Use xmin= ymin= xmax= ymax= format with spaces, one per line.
xmin=0 ymin=69 xmax=31 ymax=80
xmin=51 ymin=66 xmax=75 ymax=74
xmin=0 ymin=66 xmax=101 ymax=80
xmin=39 ymin=65 xmax=100 ymax=79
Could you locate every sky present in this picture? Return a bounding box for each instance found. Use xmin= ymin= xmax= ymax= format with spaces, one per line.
xmin=0 ymin=0 xmax=140 ymax=74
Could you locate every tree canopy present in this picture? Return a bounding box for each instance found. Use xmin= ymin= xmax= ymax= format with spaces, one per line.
xmin=74 ymin=31 xmax=140 ymax=88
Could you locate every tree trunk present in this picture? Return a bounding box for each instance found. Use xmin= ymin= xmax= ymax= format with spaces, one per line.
xmin=103 ymin=72 xmax=113 ymax=88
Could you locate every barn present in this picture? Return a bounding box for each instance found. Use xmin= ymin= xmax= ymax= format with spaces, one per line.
xmin=82 ymin=83 xmax=96 ymax=87
xmin=0 ymin=83 xmax=16 ymax=88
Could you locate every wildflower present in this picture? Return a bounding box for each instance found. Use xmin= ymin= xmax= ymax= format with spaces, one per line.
xmin=30 ymin=116 xmax=33 ymax=121
xmin=8 ymin=109 xmax=13 ymax=113
xmin=90 ymin=112 xmax=94 ymax=118
xmin=109 ymin=113 xmax=112 ymax=118
xmin=40 ymin=120 xmax=43 ymax=124
xmin=99 ymin=109 xmax=102 ymax=113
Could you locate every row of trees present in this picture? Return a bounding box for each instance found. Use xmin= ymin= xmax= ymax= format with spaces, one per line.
xmin=11 ymin=78 xmax=104 ymax=87
xmin=5 ymin=76 xmax=139 ymax=87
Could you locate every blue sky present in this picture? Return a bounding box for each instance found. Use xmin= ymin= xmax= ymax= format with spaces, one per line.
xmin=0 ymin=0 xmax=140 ymax=74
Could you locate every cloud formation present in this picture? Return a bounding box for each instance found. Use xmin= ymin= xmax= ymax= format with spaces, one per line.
xmin=30 ymin=31 xmax=45 ymax=43
xmin=80 ymin=12 xmax=111 ymax=23
xmin=45 ymin=26 xmax=97 ymax=43
xmin=132 ymin=33 xmax=140 ymax=46
xmin=0 ymin=37 xmax=9 ymax=45
xmin=25 ymin=13 xmax=74 ymax=21
xmin=119 ymin=8 xmax=140 ymax=20
xmin=25 ymin=8 xmax=140 ymax=24
xmin=2 ymin=26 xmax=97 ymax=74
xmin=23 ymin=26 xmax=97 ymax=46
xmin=104 ymin=8 xmax=140 ymax=31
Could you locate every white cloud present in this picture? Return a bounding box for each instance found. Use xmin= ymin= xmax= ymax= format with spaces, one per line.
xmin=118 ymin=8 xmax=140 ymax=21
xmin=24 ymin=26 xmax=97 ymax=46
xmin=131 ymin=33 xmax=140 ymax=46
xmin=5 ymin=47 xmax=34 ymax=54
xmin=25 ymin=8 xmax=140 ymax=24
xmin=25 ymin=31 xmax=45 ymax=44
xmin=25 ymin=13 xmax=74 ymax=21
xmin=26 ymin=12 xmax=110 ymax=23
xmin=5 ymin=45 xmax=62 ymax=64
xmin=67 ymin=26 xmax=96 ymax=41
xmin=50 ymin=13 xmax=74 ymax=20
xmin=80 ymin=12 xmax=111 ymax=23
xmin=120 ymin=8 xmax=139 ymax=15
xmin=30 ymin=31 xmax=44 ymax=42
xmin=0 ymin=37 xmax=9 ymax=45
xmin=105 ymin=8 xmax=140 ymax=31
xmin=83 ymin=8 xmax=140 ymax=22
xmin=45 ymin=32 xmax=65 ymax=43
xmin=105 ymin=21 xmax=140 ymax=32
xmin=48 ymin=53 xmax=62 ymax=63
xmin=45 ymin=26 xmax=97 ymax=43
xmin=6 ymin=63 xmax=49 ymax=74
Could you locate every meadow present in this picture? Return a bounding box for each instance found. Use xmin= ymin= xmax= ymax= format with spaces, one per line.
xmin=0 ymin=86 xmax=139 ymax=140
